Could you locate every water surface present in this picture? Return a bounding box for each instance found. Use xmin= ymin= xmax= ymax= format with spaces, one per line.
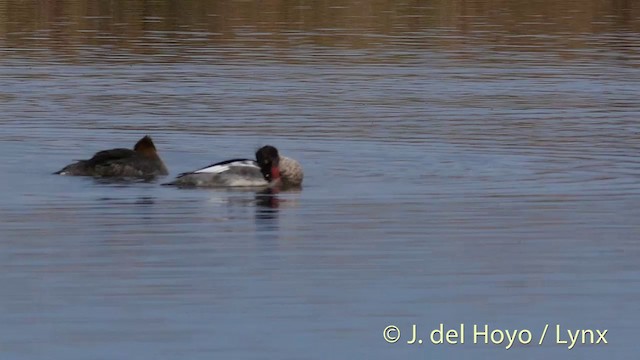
xmin=1 ymin=0 xmax=639 ymax=359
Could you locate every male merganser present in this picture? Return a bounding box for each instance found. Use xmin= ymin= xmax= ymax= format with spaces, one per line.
xmin=165 ymin=145 xmax=303 ymax=188
xmin=54 ymin=135 xmax=168 ymax=178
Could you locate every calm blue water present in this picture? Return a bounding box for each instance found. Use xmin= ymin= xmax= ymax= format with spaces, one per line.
xmin=1 ymin=0 xmax=639 ymax=358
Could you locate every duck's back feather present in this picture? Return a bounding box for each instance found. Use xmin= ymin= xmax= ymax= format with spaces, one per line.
xmin=86 ymin=148 xmax=137 ymax=165
xmin=55 ymin=148 xmax=167 ymax=177
xmin=174 ymin=159 xmax=257 ymax=178
xmin=168 ymin=159 xmax=266 ymax=187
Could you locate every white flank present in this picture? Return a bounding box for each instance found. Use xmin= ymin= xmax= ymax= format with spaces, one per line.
xmin=227 ymin=178 xmax=268 ymax=187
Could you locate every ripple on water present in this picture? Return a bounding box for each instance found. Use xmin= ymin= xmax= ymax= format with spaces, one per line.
xmin=1 ymin=0 xmax=640 ymax=359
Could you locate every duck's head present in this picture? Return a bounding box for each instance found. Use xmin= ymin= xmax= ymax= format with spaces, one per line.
xmin=255 ymin=145 xmax=280 ymax=182
xmin=134 ymin=135 xmax=159 ymax=157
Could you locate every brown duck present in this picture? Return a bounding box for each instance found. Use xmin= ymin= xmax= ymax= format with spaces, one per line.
xmin=55 ymin=135 xmax=168 ymax=178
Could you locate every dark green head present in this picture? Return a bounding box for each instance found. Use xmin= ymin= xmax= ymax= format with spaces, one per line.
xmin=255 ymin=145 xmax=280 ymax=181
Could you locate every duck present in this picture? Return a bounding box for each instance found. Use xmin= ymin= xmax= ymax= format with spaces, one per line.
xmin=165 ymin=145 xmax=303 ymax=188
xmin=54 ymin=135 xmax=168 ymax=178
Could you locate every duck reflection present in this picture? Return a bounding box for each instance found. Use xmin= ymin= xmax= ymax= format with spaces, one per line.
xmin=254 ymin=187 xmax=302 ymax=234
xmin=255 ymin=188 xmax=280 ymax=222
xmin=255 ymin=188 xmax=280 ymax=208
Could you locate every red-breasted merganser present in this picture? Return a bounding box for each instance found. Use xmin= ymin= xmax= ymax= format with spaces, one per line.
xmin=54 ymin=135 xmax=168 ymax=178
